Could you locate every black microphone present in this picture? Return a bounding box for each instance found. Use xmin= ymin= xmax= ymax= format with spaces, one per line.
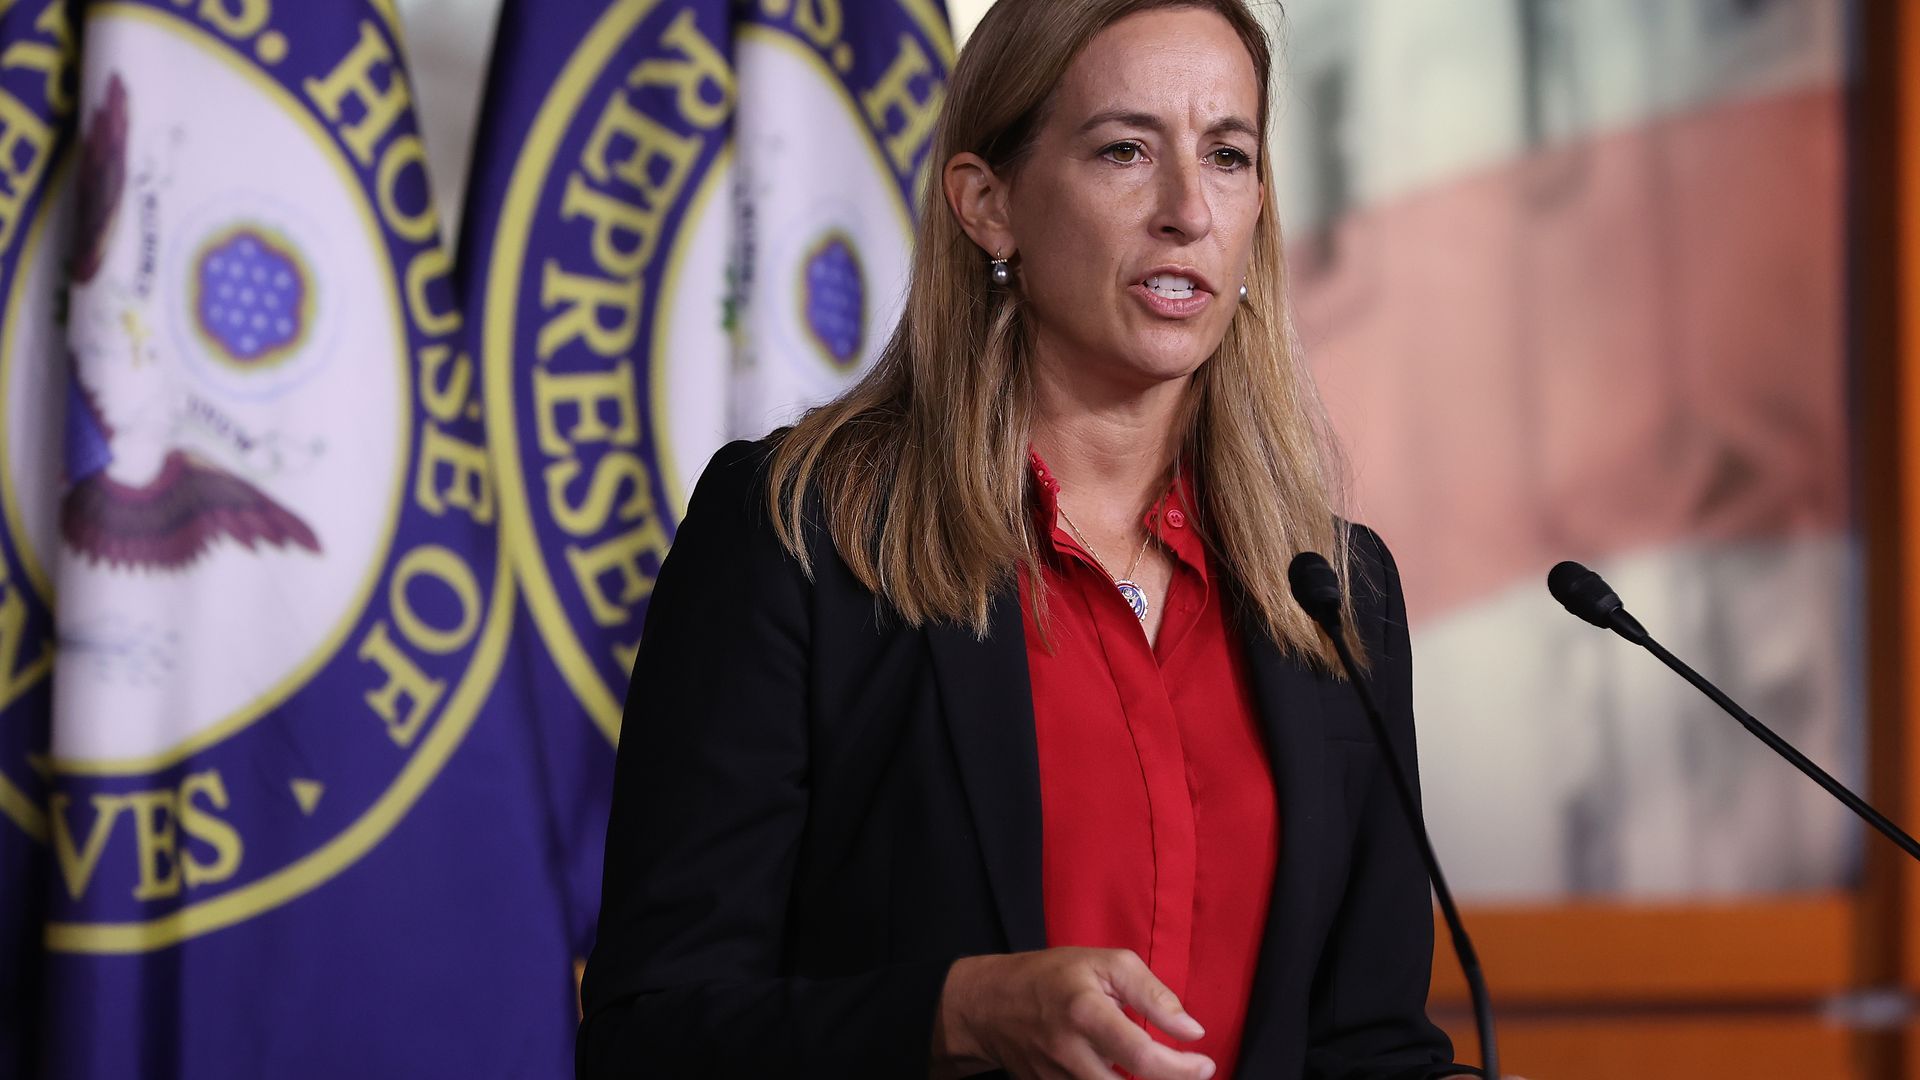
xmin=1547 ymin=560 xmax=1920 ymax=864
xmin=1546 ymin=560 xmax=1648 ymax=642
xmin=1289 ymin=552 xmax=1500 ymax=1080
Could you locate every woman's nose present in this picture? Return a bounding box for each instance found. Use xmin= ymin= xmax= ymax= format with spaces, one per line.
xmin=1152 ymin=158 xmax=1213 ymax=242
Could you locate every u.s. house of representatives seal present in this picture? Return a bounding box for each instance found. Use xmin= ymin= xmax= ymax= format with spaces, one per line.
xmin=0 ymin=0 xmax=508 ymax=953
xmin=481 ymin=0 xmax=951 ymax=741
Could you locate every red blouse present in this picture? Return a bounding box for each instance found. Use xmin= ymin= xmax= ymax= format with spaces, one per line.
xmin=1019 ymin=453 xmax=1279 ymax=1079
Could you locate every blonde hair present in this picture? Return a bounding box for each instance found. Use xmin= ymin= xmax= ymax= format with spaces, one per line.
xmin=768 ymin=0 xmax=1357 ymax=663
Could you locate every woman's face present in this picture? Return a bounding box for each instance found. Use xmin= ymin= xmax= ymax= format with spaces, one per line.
xmin=1003 ymin=7 xmax=1265 ymax=394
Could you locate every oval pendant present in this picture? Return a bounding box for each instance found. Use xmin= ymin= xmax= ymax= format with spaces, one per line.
xmin=1115 ymin=580 xmax=1148 ymax=621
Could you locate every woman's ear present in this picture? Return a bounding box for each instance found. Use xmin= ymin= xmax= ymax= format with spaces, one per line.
xmin=943 ymin=151 xmax=1016 ymax=259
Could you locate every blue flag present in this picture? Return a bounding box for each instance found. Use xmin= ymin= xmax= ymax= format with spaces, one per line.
xmin=0 ymin=1 xmax=73 ymax=1071
xmin=459 ymin=0 xmax=954 ymax=960
xmin=5 ymin=1 xmax=575 ymax=1074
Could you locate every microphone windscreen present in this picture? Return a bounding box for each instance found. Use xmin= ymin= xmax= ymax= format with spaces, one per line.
xmin=1288 ymin=551 xmax=1343 ymax=625
xmin=1547 ymin=560 xmax=1623 ymax=629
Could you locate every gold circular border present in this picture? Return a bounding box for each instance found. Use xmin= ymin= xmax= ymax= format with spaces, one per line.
xmin=0 ymin=152 xmax=71 ymax=602
xmin=44 ymin=2 xmax=412 ymax=777
xmin=488 ymin=7 xmax=920 ymax=743
xmin=652 ymin=21 xmax=917 ymax=528
xmin=644 ymin=149 xmax=729 ymax=539
xmin=41 ymin=5 xmax=508 ymax=951
xmin=45 ymin=542 xmax=515 ymax=953
xmin=484 ymin=0 xmax=662 ymax=744
xmin=0 ymin=151 xmax=66 ymax=843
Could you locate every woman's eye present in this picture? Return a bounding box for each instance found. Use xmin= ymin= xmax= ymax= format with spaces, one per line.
xmin=1103 ymin=141 xmax=1144 ymax=164
xmin=1210 ymin=147 xmax=1253 ymax=170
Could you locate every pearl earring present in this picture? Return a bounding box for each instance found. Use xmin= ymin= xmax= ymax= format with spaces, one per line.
xmin=1238 ymin=283 xmax=1249 ymax=302
xmin=990 ymin=252 xmax=1011 ymax=287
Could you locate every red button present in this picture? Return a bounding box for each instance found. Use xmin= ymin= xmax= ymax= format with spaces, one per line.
xmin=1166 ymin=508 xmax=1186 ymax=528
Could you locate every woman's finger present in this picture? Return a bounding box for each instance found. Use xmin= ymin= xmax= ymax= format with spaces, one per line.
xmin=1055 ymin=1040 xmax=1121 ymax=1080
xmin=1111 ymin=1038 xmax=1217 ymax=1080
xmin=1101 ymin=950 xmax=1205 ymax=1042
xmin=1075 ymin=992 xmax=1216 ymax=1080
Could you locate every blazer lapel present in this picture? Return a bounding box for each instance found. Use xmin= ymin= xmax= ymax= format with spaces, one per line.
xmin=1236 ymin=621 xmax=1331 ymax=1070
xmin=925 ymin=587 xmax=1048 ymax=953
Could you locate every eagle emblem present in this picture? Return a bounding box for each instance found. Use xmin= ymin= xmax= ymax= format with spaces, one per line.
xmin=60 ymin=70 xmax=320 ymax=572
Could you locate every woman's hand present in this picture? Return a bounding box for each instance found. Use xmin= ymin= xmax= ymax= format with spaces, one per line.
xmin=929 ymin=948 xmax=1217 ymax=1080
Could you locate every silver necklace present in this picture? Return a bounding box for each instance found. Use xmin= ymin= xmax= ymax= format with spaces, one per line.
xmin=1055 ymin=506 xmax=1154 ymax=621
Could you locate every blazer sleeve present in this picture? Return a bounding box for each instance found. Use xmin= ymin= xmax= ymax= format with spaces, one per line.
xmin=1304 ymin=525 xmax=1477 ymax=1080
xmin=576 ymin=440 xmax=954 ymax=1079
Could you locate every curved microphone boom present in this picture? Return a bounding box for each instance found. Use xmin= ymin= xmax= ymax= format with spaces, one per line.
xmin=1288 ymin=552 xmax=1500 ymax=1080
xmin=1547 ymin=560 xmax=1920 ymax=865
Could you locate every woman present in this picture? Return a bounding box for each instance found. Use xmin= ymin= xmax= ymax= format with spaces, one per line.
xmin=578 ymin=2 xmax=1473 ymax=1077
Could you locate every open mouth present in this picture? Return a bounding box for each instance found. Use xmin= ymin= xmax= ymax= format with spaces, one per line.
xmin=1142 ymin=273 xmax=1198 ymax=300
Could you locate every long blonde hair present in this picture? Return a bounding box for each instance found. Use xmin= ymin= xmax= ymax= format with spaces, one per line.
xmin=768 ymin=0 xmax=1356 ymax=663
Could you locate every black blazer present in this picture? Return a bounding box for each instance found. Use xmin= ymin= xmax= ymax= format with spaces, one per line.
xmin=578 ymin=439 xmax=1466 ymax=1079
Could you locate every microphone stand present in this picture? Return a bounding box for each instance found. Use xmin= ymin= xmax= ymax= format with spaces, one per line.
xmin=1319 ymin=625 xmax=1502 ymax=1080
xmin=1601 ymin=610 xmax=1920 ymax=864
